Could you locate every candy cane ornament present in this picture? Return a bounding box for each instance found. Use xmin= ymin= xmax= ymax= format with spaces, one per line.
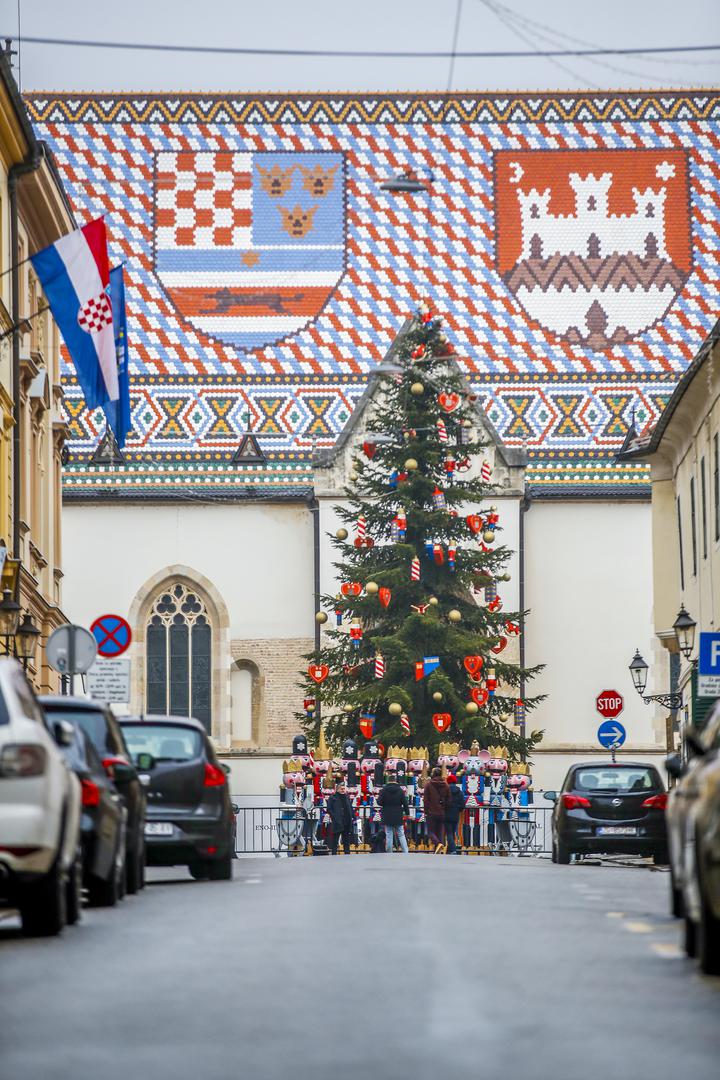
xmin=400 ymin=713 xmax=411 ymax=735
xmin=411 ymin=556 xmax=421 ymax=581
xmin=374 ymin=653 xmax=385 ymax=679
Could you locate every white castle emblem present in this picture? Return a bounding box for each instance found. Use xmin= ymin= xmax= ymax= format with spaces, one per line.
xmin=502 ymin=161 xmax=687 ymax=351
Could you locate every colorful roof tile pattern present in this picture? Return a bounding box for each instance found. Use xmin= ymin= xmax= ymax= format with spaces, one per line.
xmin=25 ymin=91 xmax=720 ymax=496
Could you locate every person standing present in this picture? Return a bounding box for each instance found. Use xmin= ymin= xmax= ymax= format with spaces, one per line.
xmin=423 ymin=767 xmax=450 ymax=853
xmin=378 ymin=776 xmax=410 ymax=853
xmin=445 ymin=774 xmax=464 ymax=855
xmin=326 ymin=779 xmax=355 ymax=855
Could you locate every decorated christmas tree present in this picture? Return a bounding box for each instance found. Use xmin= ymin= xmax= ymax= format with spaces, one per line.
xmin=299 ymin=305 xmax=543 ymax=761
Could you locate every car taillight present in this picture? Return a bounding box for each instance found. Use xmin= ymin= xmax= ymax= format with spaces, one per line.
xmin=102 ymin=756 xmax=129 ymax=779
xmin=642 ymin=793 xmax=668 ymax=810
xmin=0 ymin=744 xmax=46 ymax=778
xmin=561 ymin=793 xmax=591 ymax=810
xmin=81 ymin=779 xmax=101 ymax=807
xmin=203 ymin=763 xmax=226 ymax=787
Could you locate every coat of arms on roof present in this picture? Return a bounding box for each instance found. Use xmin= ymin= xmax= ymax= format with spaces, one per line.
xmin=495 ymin=149 xmax=690 ymax=351
xmin=153 ymin=150 xmax=345 ymax=350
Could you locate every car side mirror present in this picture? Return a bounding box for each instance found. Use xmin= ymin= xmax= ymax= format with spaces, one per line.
xmin=685 ymin=730 xmax=707 ymax=758
xmin=221 ymin=762 xmax=231 ymax=776
xmin=543 ymin=790 xmax=558 ymax=803
xmin=136 ymin=752 xmax=155 ymax=771
xmin=112 ymin=762 xmax=138 ymax=784
xmin=54 ymin=719 xmax=75 ymax=747
xmin=665 ymin=752 xmax=684 ymax=779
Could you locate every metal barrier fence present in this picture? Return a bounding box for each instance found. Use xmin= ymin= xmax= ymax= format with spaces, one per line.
xmin=231 ymin=803 xmax=553 ymax=857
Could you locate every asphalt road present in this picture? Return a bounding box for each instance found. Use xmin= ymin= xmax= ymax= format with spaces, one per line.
xmin=1 ymin=855 xmax=718 ymax=1080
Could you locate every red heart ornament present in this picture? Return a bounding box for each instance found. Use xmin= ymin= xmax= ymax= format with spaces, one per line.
xmin=471 ymin=687 xmax=489 ymax=707
xmin=432 ymin=712 xmax=452 ymax=733
xmin=491 ymin=636 xmax=508 ymax=655
xmin=308 ymin=664 xmax=329 ymax=684
xmin=379 ymin=587 xmax=391 ymax=608
xmin=438 ymin=392 xmax=461 ymax=413
xmin=466 ymin=514 xmax=483 ymax=534
xmin=341 ymin=582 xmax=362 ymax=597
xmin=362 ymin=440 xmax=377 ymax=459
xmin=464 ymin=655 xmax=484 ymax=676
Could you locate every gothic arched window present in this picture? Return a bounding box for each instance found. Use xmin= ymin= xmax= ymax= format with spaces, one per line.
xmin=146 ymin=583 xmax=212 ymax=731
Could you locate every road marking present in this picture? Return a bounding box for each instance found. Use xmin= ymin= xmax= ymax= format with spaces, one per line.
xmin=244 ymin=878 xmax=262 ymax=885
xmin=623 ymin=921 xmax=654 ymax=933
xmin=651 ymin=942 xmax=684 ymax=958
xmin=606 ymin=911 xmax=624 ymax=918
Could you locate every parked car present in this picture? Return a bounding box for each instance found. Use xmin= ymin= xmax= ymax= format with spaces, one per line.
xmin=547 ymin=761 xmax=668 ymax=864
xmin=666 ymin=704 xmax=720 ymax=975
xmin=119 ymin=715 xmax=234 ymax=881
xmin=41 ymin=697 xmax=146 ymax=894
xmin=58 ymin=724 xmax=127 ymax=907
xmin=0 ymin=659 xmax=82 ymax=936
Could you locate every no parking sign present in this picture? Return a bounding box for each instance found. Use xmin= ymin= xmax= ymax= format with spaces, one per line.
xmin=90 ymin=614 xmax=132 ymax=658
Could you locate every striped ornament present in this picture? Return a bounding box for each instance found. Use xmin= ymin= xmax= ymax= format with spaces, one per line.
xmin=411 ymin=556 xmax=420 ymax=581
xmin=400 ymin=713 xmax=411 ymax=735
xmin=375 ymin=653 xmax=385 ymax=679
xmin=481 ymin=461 xmax=491 ymax=483
xmin=357 ymin=514 xmax=366 ymax=541
xmin=437 ymin=418 xmax=448 ymax=443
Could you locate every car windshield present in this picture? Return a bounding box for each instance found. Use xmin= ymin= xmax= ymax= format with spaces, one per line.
xmin=44 ymin=707 xmax=115 ymax=756
xmin=122 ymin=724 xmax=202 ymax=763
xmin=573 ymin=767 xmax=661 ymax=793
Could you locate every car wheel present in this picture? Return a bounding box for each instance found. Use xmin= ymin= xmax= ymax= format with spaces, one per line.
xmin=208 ymin=850 xmax=233 ymax=881
xmin=670 ymin=867 xmax=684 ymax=919
xmin=126 ymin=840 xmax=143 ymax=895
xmin=188 ymin=861 xmax=210 ymax=880
xmin=88 ymin=832 xmax=125 ymax=908
xmin=683 ymin=915 xmax=698 ymax=958
xmin=20 ymin=856 xmax=67 ymax=937
xmin=556 ymin=838 xmax=571 ymax=865
xmin=65 ymin=847 xmax=83 ymax=926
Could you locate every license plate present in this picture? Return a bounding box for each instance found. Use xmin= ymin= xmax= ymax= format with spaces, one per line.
xmin=145 ymin=822 xmax=173 ymax=836
xmin=597 ymin=826 xmax=637 ymax=836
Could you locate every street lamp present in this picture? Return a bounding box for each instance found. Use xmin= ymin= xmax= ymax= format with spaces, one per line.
xmin=628 ymin=647 xmax=682 ymax=710
xmin=0 ymin=587 xmax=21 ymax=653
xmin=673 ymin=605 xmax=697 ymax=660
xmin=15 ymin=611 xmax=41 ymax=671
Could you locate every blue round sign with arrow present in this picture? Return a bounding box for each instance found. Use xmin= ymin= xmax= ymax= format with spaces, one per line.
xmin=597 ymin=719 xmax=627 ymax=750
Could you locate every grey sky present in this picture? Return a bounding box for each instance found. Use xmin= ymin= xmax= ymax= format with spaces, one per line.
xmin=4 ymin=0 xmax=720 ymax=93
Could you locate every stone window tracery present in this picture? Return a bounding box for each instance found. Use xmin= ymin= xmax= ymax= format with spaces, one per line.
xmin=146 ymin=582 xmax=212 ymax=731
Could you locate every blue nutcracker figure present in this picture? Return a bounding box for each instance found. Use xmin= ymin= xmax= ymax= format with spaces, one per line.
xmin=486 ymin=746 xmax=509 ymax=849
xmin=458 ymin=741 xmax=490 ymax=850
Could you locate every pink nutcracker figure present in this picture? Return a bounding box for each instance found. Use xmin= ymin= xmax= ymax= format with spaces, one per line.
xmin=359 ymin=740 xmax=383 ymax=843
xmin=486 ymin=745 xmax=509 ymax=848
xmin=406 ymin=746 xmax=430 ymax=849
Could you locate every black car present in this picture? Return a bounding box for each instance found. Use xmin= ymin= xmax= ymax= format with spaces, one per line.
xmin=119 ymin=715 xmax=234 ymax=881
xmin=41 ymin=697 xmax=146 ymax=894
xmin=59 ymin=724 xmax=127 ymax=907
xmin=547 ymin=761 xmax=668 ymax=864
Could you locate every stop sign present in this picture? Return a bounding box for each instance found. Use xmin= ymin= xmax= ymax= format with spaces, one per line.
xmin=596 ymin=690 xmax=624 ymax=719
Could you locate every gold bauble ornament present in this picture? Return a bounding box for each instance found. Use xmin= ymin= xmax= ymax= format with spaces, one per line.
xmin=483 ymin=529 xmax=496 ymax=543
xmin=336 ymin=527 xmax=348 ymax=541
xmin=404 ymin=458 xmax=419 ymax=471
xmin=490 ymin=505 xmax=497 ymax=512
xmin=388 ymin=702 xmax=403 ymax=716
xmin=343 ymin=704 xmax=354 ymax=713
xmin=350 ymin=471 xmax=359 ymax=482
xmin=365 ymin=581 xmax=379 ymax=595
xmin=462 ymin=419 xmax=472 ymax=428
xmin=501 ymin=572 xmax=511 ymax=582
xmin=448 ymin=609 xmax=462 ymax=623
xmin=315 ymin=611 xmax=328 ymax=624
xmin=432 ymin=691 xmax=443 ymax=703
xmin=410 ymin=382 xmax=425 ymax=395
xmin=428 ymin=596 xmax=439 ymax=606
xmin=465 ymin=701 xmax=479 ymax=715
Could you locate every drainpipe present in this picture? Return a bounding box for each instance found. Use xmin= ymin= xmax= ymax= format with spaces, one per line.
xmin=308 ymin=492 xmax=322 ymax=727
xmin=9 ymin=143 xmax=44 ymax=558
xmin=519 ymin=491 xmax=531 ymax=753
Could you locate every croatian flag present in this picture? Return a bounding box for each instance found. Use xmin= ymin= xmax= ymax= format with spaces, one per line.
xmin=102 ymin=265 xmax=132 ymax=448
xmin=31 ymin=218 xmax=118 ymax=408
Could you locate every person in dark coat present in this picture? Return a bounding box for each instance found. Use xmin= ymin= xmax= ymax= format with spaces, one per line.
xmin=445 ymin=774 xmax=464 ymax=854
xmin=326 ymin=780 xmax=355 ymax=854
xmin=378 ymin=778 xmax=410 ymax=853
xmin=423 ymin=767 xmax=450 ymax=852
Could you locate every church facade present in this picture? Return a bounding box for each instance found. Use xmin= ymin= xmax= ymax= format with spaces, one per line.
xmin=26 ymin=90 xmax=720 ymax=790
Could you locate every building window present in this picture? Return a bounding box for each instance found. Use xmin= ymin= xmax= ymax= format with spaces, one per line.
xmin=714 ymin=434 xmax=719 ymax=543
xmin=146 ymin=583 xmax=212 ymax=731
xmin=677 ymin=496 xmax=685 ymax=591
xmin=701 ymin=457 xmax=708 ymax=560
xmin=690 ymin=477 xmax=698 ymax=577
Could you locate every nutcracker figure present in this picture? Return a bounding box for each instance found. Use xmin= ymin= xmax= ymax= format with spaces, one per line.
xmin=359 ymin=740 xmax=384 ymax=843
xmin=384 ymin=745 xmax=408 ymax=784
xmin=406 ymin=747 xmax=430 ymax=849
xmin=458 ymin=740 xmax=490 ymax=850
xmin=486 ymin=745 xmax=509 ymax=848
xmin=436 ymin=741 xmax=461 ymax=777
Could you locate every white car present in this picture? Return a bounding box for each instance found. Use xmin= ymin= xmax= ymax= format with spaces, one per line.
xmin=0 ymin=659 xmax=82 ymax=935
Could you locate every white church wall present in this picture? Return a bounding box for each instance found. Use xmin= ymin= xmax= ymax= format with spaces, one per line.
xmin=524 ymin=498 xmax=662 ymax=791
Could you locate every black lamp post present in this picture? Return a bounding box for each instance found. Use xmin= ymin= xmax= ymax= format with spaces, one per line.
xmin=0 ymin=587 xmax=21 ymax=655
xmin=15 ymin=611 xmax=41 ymax=672
xmin=627 ymin=603 xmax=696 ymax=712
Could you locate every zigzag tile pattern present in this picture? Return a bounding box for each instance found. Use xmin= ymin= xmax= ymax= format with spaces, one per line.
xmin=24 ymin=92 xmax=720 ymax=492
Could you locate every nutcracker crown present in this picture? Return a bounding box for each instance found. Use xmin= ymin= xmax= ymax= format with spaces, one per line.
xmin=487 ymin=745 xmax=509 ymax=759
xmin=407 ymin=746 xmax=429 ymax=760
xmin=438 ymin=741 xmax=460 ymax=757
xmin=283 ymin=757 xmax=305 ymax=774
xmin=386 ymin=745 xmax=407 ymax=760
xmin=510 ymin=762 xmax=531 ymax=776
xmin=314 ymin=726 xmax=330 ymax=760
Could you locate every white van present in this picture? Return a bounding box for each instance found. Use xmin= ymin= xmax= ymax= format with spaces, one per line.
xmin=0 ymin=659 xmax=81 ymax=935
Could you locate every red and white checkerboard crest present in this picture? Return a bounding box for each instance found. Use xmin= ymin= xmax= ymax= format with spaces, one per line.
xmin=495 ymin=149 xmax=691 ymax=351
xmin=154 ymin=150 xmax=345 ymax=350
xmin=77 ymin=291 xmax=113 ymax=335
